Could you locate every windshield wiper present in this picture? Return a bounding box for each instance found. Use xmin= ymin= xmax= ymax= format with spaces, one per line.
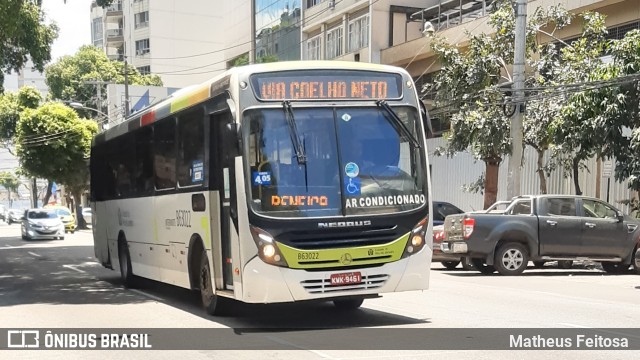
xmin=282 ymin=101 xmax=307 ymax=164
xmin=376 ymin=100 xmax=421 ymax=149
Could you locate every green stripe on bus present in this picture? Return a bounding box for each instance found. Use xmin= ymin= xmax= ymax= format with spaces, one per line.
xmin=200 ymin=216 xmax=211 ymax=249
xmin=276 ymin=232 xmax=410 ymax=269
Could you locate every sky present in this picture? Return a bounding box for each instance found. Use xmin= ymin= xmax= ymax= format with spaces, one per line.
xmin=42 ymin=0 xmax=93 ymax=61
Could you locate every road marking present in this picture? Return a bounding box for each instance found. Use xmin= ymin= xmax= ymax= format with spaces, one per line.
xmin=63 ymin=264 xmax=86 ymax=273
xmin=556 ymin=322 xmax=587 ymax=328
xmin=27 ymin=251 xmax=41 ymax=257
xmin=265 ymin=335 xmax=336 ymax=359
xmin=130 ymin=289 xmax=164 ymax=302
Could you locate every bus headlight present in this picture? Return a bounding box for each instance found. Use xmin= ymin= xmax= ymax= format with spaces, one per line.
xmin=402 ymin=217 xmax=428 ymax=258
xmin=250 ymin=226 xmax=288 ymax=267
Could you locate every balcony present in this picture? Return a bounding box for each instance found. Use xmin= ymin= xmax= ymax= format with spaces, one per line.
xmin=105 ymin=1 xmax=123 ymax=19
xmin=108 ymin=53 xmax=124 ymax=61
xmin=105 ymin=28 xmax=124 ymax=45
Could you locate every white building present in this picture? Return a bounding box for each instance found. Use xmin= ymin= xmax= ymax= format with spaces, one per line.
xmin=2 ymin=59 xmax=49 ymax=97
xmin=90 ymin=0 xmax=252 ymax=89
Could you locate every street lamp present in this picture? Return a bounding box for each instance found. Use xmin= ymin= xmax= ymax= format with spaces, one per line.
xmin=67 ymin=102 xmax=110 ymax=130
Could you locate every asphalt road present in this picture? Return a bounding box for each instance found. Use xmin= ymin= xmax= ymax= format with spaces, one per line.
xmin=1 ymin=222 xmax=639 ymax=359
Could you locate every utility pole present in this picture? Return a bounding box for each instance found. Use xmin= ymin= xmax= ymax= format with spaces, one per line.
xmin=507 ymin=0 xmax=527 ymax=199
xmin=249 ymin=0 xmax=256 ymax=64
xmin=31 ymin=178 xmax=38 ymax=208
xmin=124 ymin=57 xmax=131 ymax=117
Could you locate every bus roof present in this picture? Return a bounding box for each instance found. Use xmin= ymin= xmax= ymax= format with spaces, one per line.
xmin=94 ymin=61 xmax=411 ymax=144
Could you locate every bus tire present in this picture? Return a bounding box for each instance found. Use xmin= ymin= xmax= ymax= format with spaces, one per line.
xmin=333 ymin=298 xmax=364 ymax=310
xmin=199 ymin=249 xmax=222 ymax=316
xmin=118 ymin=239 xmax=136 ymax=288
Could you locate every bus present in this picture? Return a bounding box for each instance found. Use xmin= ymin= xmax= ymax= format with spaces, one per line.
xmin=90 ymin=61 xmax=433 ymax=315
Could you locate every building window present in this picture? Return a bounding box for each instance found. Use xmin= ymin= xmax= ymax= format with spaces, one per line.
xmin=137 ymin=66 xmax=150 ymax=75
xmin=134 ymin=11 xmax=149 ymax=29
xmin=306 ymin=36 xmax=320 ymax=60
xmin=135 ymin=38 xmax=150 ymax=55
xmin=306 ymin=0 xmax=324 ymax=9
xmin=348 ymin=15 xmax=369 ymax=52
xmin=92 ymin=18 xmax=103 ymax=47
xmin=326 ymin=26 xmax=343 ymax=59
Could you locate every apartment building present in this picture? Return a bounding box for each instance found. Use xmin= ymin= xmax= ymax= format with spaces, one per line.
xmin=255 ymin=0 xmax=302 ymax=61
xmin=301 ymin=0 xmax=426 ymax=63
xmin=90 ymin=0 xmax=251 ymax=88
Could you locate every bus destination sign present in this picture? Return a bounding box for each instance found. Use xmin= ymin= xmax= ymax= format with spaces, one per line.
xmin=252 ymin=71 xmax=402 ymax=101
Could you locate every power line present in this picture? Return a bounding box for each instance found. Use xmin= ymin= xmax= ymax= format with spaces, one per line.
xmin=142 ymin=0 xmax=358 ymax=76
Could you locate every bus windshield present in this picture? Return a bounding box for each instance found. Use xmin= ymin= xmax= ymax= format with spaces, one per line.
xmin=245 ymin=105 xmax=427 ymax=218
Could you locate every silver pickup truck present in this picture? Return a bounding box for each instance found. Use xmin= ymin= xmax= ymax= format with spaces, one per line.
xmin=441 ymin=195 xmax=640 ymax=275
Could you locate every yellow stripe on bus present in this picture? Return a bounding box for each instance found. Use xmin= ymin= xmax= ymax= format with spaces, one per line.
xmin=170 ymin=86 xmax=210 ymax=113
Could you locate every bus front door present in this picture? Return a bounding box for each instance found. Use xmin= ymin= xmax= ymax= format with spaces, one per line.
xmin=211 ymin=110 xmax=236 ymax=289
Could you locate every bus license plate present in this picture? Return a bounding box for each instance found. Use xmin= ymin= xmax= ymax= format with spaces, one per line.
xmin=330 ymin=272 xmax=362 ymax=285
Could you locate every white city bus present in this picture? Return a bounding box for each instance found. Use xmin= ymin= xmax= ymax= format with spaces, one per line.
xmin=90 ymin=61 xmax=433 ymax=314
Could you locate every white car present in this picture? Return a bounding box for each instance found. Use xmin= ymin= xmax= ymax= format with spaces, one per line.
xmin=81 ymin=207 xmax=92 ymax=228
xmin=21 ymin=209 xmax=65 ymax=240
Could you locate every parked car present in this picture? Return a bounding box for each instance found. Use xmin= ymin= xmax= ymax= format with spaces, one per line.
xmin=432 ymin=201 xmax=473 ymax=270
xmin=441 ymin=195 xmax=640 ymax=275
xmin=21 ymin=208 xmax=65 ymax=240
xmin=433 ymin=224 xmax=474 ymax=270
xmin=433 ymin=201 xmax=465 ymax=226
xmin=0 ymin=204 xmax=6 ymax=221
xmin=6 ymin=208 xmax=25 ymax=224
xmin=44 ymin=205 xmax=76 ymax=233
xmin=81 ymin=207 xmax=92 ymax=228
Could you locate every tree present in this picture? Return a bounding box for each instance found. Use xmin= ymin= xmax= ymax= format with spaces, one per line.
xmin=429 ymin=1 xmax=570 ymax=208
xmin=0 ymin=0 xmax=58 ymax=93
xmin=550 ymin=12 xmax=611 ymax=195
xmin=0 ymin=86 xmax=42 ymax=152
xmin=15 ymin=102 xmax=98 ymax=207
xmin=0 ymin=171 xmax=21 ymax=207
xmin=45 ymin=46 xmax=162 ymax=117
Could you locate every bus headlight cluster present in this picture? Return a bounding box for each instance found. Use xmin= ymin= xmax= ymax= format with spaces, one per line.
xmin=249 ymin=226 xmax=288 ymax=267
xmin=402 ymin=217 xmax=428 ymax=258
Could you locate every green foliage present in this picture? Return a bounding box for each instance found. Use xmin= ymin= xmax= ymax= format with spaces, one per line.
xmin=231 ymin=53 xmax=279 ymax=68
xmin=15 ymin=102 xmax=98 ymax=188
xmin=0 ymin=86 xmax=42 ymax=146
xmin=0 ymin=171 xmax=21 ymax=192
xmin=259 ymin=54 xmax=279 ymax=63
xmin=95 ymin=0 xmax=114 ymax=7
xmin=45 ymin=46 xmax=162 ymax=117
xmin=0 ymin=0 xmax=58 ymax=93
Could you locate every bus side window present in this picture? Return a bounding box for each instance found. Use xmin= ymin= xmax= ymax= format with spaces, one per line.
xmin=153 ymin=118 xmax=177 ymax=190
xmin=135 ymin=127 xmax=154 ymax=194
xmin=177 ymin=109 xmax=205 ymax=187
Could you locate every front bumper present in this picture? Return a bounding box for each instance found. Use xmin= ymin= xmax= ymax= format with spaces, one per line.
xmin=240 ymin=246 xmax=432 ymax=304
xmin=62 ymin=222 xmax=76 ymax=231
xmin=25 ymin=228 xmax=65 ymax=240
xmin=440 ymin=241 xmax=468 ymax=254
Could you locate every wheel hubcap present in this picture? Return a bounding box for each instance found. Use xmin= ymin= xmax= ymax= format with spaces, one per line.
xmin=502 ymin=249 xmax=524 ymax=270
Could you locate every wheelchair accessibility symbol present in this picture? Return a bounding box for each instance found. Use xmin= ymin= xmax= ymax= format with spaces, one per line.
xmin=344 ymin=177 xmax=361 ymax=196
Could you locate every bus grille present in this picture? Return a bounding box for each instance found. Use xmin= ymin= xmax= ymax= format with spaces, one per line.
xmin=300 ymin=274 xmax=389 ymax=294
xmin=282 ymin=227 xmax=401 ymax=250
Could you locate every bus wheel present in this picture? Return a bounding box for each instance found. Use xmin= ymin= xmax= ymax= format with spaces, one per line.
xmin=333 ymin=298 xmax=364 ymax=310
xmin=199 ymin=250 xmax=221 ymax=315
xmin=118 ymin=240 xmax=136 ymax=288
